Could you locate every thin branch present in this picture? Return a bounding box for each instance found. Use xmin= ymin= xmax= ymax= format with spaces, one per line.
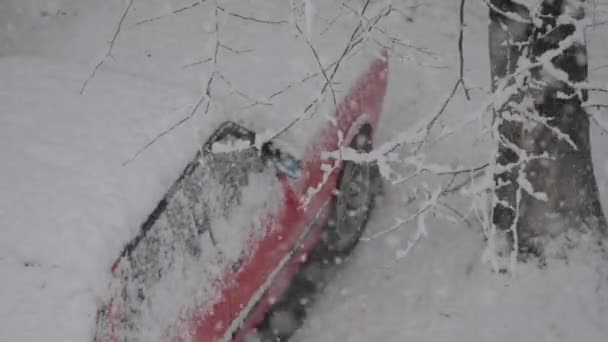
xmin=437 ymin=201 xmax=475 ymax=228
xmin=121 ymin=94 xmax=207 ymax=166
xmin=412 ymin=78 xmax=463 ymax=153
xmin=267 ymin=0 xmax=376 ymax=142
xmin=218 ymin=42 xmax=255 ymax=55
xmin=182 ymin=57 xmax=213 ymax=69
xmin=320 ymin=9 xmax=346 ymax=35
xmin=362 ymin=203 xmax=432 ymax=242
xmin=216 ymin=72 xmax=272 ymax=106
xmin=437 ymin=162 xmax=490 ymax=177
xmin=589 ymin=111 xmax=608 ymax=135
xmin=266 ymin=60 xmax=339 ymax=100
xmin=458 ymin=0 xmax=471 ymax=100
xmin=80 ymin=0 xmax=132 ymax=95
xmin=391 ymin=161 xmax=489 ymax=186
xmin=443 ymin=168 xmax=488 ymax=194
xmin=341 ymin=3 xmax=437 ymax=60
xmin=134 ymin=1 xmax=203 ymax=26
xmin=294 ymin=23 xmax=339 ymax=109
xmin=363 ymin=160 xmax=487 ymax=242
xmin=217 ymin=6 xmax=288 ymax=25
xmin=123 ymin=4 xmax=221 ymax=165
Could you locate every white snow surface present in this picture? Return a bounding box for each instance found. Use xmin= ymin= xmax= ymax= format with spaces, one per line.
xmin=0 ymin=56 xmax=207 ymax=341
xmin=2 ymin=0 xmax=608 ymax=341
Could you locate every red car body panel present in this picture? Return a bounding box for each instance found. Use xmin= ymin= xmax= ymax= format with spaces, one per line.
xmin=101 ymin=52 xmax=388 ymax=342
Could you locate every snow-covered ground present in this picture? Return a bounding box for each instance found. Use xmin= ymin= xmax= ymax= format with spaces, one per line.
xmin=2 ymin=0 xmax=608 ymax=341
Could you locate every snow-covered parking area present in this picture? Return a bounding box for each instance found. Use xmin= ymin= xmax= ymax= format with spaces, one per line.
xmin=0 ymin=56 xmax=210 ymax=341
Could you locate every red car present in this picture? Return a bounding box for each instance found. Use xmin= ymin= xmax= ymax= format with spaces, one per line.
xmin=95 ymin=53 xmax=388 ymax=342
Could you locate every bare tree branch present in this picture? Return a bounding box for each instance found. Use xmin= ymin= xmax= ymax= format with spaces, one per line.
xmin=182 ymin=57 xmax=213 ymax=69
xmin=218 ymin=42 xmax=255 ymax=55
xmin=267 ymin=0 xmax=377 ymax=142
xmin=266 ymin=60 xmax=339 ymax=100
xmin=121 ymin=94 xmax=207 ymax=166
xmin=294 ymin=23 xmax=339 ymax=109
xmin=122 ymin=4 xmax=224 ymax=165
xmin=458 ymin=0 xmax=471 ymax=100
xmin=80 ymin=0 xmax=132 ymax=95
xmin=134 ymin=1 xmax=204 ymax=26
xmin=217 ymin=5 xmax=288 ymax=25
xmin=216 ymin=72 xmax=272 ymax=106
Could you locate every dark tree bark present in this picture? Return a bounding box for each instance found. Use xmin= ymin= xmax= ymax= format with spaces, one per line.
xmin=488 ymin=0 xmax=532 ymax=237
xmin=489 ymin=0 xmax=606 ymax=255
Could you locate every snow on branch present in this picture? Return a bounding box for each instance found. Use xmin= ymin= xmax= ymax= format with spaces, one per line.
xmin=483 ymin=0 xmax=532 ymax=24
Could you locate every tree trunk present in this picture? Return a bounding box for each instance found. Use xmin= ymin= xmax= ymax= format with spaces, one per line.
xmin=488 ymin=0 xmax=532 ymax=237
xmin=489 ymin=0 xmax=607 ymax=255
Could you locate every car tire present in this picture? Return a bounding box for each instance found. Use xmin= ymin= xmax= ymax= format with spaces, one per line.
xmin=322 ymin=125 xmax=377 ymax=258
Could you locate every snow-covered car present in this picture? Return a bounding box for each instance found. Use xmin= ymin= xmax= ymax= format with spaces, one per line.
xmin=94 ymin=54 xmax=388 ymax=341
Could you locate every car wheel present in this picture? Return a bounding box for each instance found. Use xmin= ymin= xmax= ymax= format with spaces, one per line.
xmin=323 ymin=125 xmax=376 ymax=257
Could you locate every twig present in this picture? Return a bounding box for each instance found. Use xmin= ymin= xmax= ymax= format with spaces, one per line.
xmin=266 ymin=60 xmax=339 ymax=100
xmin=589 ymin=111 xmax=608 ymax=135
xmin=182 ymin=57 xmax=213 ymax=69
xmin=123 ymin=4 xmax=221 ymax=165
xmin=216 ymin=72 xmax=271 ymax=106
xmin=412 ymin=0 xmax=471 ymax=147
xmin=80 ymin=0 xmax=132 ymax=95
xmin=294 ymin=23 xmax=339 ymax=109
xmin=437 ymin=201 xmax=474 ymax=228
xmin=134 ymin=1 xmax=203 ymax=26
xmin=458 ymin=0 xmax=471 ymax=100
xmin=267 ymin=0 xmax=378 ymax=142
xmin=392 ymin=161 xmax=489 ymax=186
xmin=341 ymin=3 xmax=437 ymax=60
xmin=439 ymin=162 xmax=490 ymax=177
xmin=121 ymin=94 xmax=207 ymax=166
xmin=362 ymin=205 xmax=432 ymax=242
xmin=218 ymin=42 xmax=254 ymax=55
xmin=217 ymin=6 xmax=288 ymax=25
xmin=403 ymin=0 xmax=472 ymax=154
xmin=362 ymin=186 xmax=442 ymax=242
xmin=412 ymin=78 xmax=463 ymax=153
xmin=320 ymin=9 xmax=346 ymax=35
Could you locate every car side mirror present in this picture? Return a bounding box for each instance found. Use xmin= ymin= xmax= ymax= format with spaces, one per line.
xmin=261 ymin=142 xmax=302 ymax=180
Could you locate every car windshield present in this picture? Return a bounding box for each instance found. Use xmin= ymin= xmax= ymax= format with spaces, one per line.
xmin=98 ymin=146 xmax=280 ymax=340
